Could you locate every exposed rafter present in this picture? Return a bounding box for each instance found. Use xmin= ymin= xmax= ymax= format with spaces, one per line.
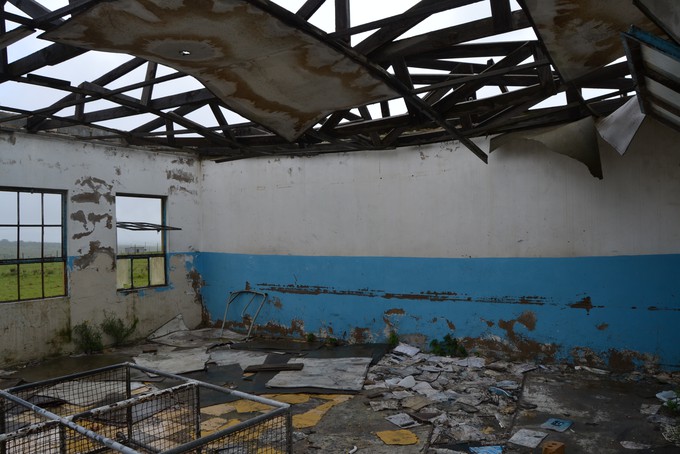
xmin=0 ymin=0 xmax=640 ymax=162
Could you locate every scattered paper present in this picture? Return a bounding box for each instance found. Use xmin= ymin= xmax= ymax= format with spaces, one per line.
xmin=540 ymin=418 xmax=573 ymax=432
xmin=385 ymin=412 xmax=421 ymax=429
xmin=470 ymin=446 xmax=503 ymax=454
xmin=508 ymin=429 xmax=548 ymax=448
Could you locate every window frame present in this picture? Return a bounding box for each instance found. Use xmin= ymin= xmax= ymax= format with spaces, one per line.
xmin=0 ymin=187 xmax=67 ymax=303
xmin=115 ymin=194 xmax=168 ymax=291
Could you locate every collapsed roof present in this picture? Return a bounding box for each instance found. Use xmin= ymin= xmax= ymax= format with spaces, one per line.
xmin=0 ymin=0 xmax=678 ymax=163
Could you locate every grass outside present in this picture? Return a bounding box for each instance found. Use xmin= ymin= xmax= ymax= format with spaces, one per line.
xmin=118 ymin=257 xmax=164 ymax=289
xmin=0 ymin=262 xmax=65 ymax=302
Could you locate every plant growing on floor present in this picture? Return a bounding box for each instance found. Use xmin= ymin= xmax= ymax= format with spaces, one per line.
xmin=73 ymin=321 xmax=103 ymax=354
xmin=100 ymin=313 xmax=138 ymax=346
xmin=324 ymin=337 xmax=340 ymax=347
xmin=429 ymin=333 xmax=467 ymax=358
xmin=305 ymin=332 xmax=317 ymax=343
xmin=387 ymin=330 xmax=399 ymax=349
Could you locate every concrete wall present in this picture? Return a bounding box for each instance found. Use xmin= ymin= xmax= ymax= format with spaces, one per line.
xmin=0 ymin=131 xmax=204 ymax=365
xmin=200 ymin=118 xmax=680 ymax=369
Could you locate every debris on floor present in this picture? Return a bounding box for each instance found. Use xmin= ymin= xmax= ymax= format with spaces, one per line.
xmin=3 ymin=333 xmax=680 ymax=454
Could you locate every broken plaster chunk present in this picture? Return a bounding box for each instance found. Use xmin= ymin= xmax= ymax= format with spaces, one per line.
xmin=376 ymin=429 xmax=419 ymax=445
xmin=385 ymin=412 xmax=421 ymax=429
xmin=640 ymin=403 xmax=661 ymax=415
xmin=620 ymin=441 xmax=652 ymax=450
xmin=450 ymin=357 xmax=485 ymax=368
xmin=369 ymin=399 xmax=399 ymax=411
xmin=393 ymin=343 xmax=421 ymax=357
xmin=411 ymin=380 xmax=438 ymax=396
xmin=396 ymin=375 xmax=417 ymax=389
xmin=656 ymin=390 xmax=679 ymax=402
xmin=494 ymin=380 xmax=520 ymax=390
xmin=508 ymin=429 xmax=548 ymax=448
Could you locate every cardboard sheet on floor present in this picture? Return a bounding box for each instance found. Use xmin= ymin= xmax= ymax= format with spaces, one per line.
xmin=134 ymin=347 xmax=209 ymax=374
xmin=376 ymin=429 xmax=419 ymax=445
xmin=266 ymin=357 xmax=372 ymax=392
xmin=209 ymin=348 xmax=269 ymax=370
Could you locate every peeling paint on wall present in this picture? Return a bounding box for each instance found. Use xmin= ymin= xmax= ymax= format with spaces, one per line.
xmin=71 ymin=177 xmax=114 ymax=204
xmin=73 ymin=241 xmax=116 ymax=270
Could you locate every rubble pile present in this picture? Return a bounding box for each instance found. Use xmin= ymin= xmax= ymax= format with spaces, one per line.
xmin=361 ymin=343 xmax=680 ymax=453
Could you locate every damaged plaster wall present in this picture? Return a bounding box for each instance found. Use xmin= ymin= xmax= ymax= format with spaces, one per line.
xmin=200 ymin=118 xmax=680 ymax=369
xmin=0 ymin=131 xmax=203 ymax=365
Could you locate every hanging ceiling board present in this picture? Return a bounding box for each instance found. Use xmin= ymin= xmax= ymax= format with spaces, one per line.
xmin=520 ymin=0 xmax=657 ymax=82
xmin=42 ymin=0 xmax=398 ymax=141
xmin=623 ymin=26 xmax=680 ymax=133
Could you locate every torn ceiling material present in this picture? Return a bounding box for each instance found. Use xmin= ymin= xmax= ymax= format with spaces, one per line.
xmin=0 ymin=1 xmax=646 ymax=161
xmin=520 ymin=0 xmax=658 ymax=82
xmin=42 ymin=0 xmax=398 ymax=142
xmin=623 ymin=26 xmax=680 ymax=133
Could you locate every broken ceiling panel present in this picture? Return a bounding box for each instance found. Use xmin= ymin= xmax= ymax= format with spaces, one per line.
xmin=42 ymin=0 xmax=398 ymax=141
xmin=595 ymin=97 xmax=646 ymax=156
xmin=520 ymin=0 xmax=657 ymax=82
xmin=490 ymin=116 xmax=603 ymax=179
xmin=635 ymin=0 xmax=680 ymax=44
xmin=623 ymin=26 xmax=680 ymax=133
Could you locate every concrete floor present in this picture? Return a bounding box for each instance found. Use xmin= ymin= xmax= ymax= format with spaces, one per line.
xmin=2 ymin=340 xmax=679 ymax=454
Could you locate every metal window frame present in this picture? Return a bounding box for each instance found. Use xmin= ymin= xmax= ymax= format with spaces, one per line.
xmin=115 ymin=194 xmax=168 ymax=291
xmin=0 ymin=186 xmax=67 ymax=303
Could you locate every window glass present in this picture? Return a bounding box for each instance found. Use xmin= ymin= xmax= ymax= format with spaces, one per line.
xmin=0 ymin=188 xmax=66 ymax=302
xmin=19 ymin=192 xmax=41 ymax=224
xmin=116 ymin=195 xmax=166 ymax=290
xmin=0 ymin=191 xmax=17 ymax=224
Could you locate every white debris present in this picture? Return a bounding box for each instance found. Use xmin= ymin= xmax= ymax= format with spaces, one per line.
xmin=393 ymin=343 xmax=421 ymax=357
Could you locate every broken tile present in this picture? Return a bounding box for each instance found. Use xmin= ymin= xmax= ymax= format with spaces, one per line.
xmin=508 ymin=429 xmax=548 ymax=448
xmin=385 ymin=412 xmax=421 ymax=428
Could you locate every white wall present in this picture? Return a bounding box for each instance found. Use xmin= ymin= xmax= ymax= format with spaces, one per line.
xmin=201 ymin=118 xmax=680 ymax=259
xmin=0 ymin=131 xmax=204 ymax=365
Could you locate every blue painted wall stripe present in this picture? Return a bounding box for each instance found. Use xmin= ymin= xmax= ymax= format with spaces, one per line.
xmin=198 ymin=252 xmax=680 ymax=368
